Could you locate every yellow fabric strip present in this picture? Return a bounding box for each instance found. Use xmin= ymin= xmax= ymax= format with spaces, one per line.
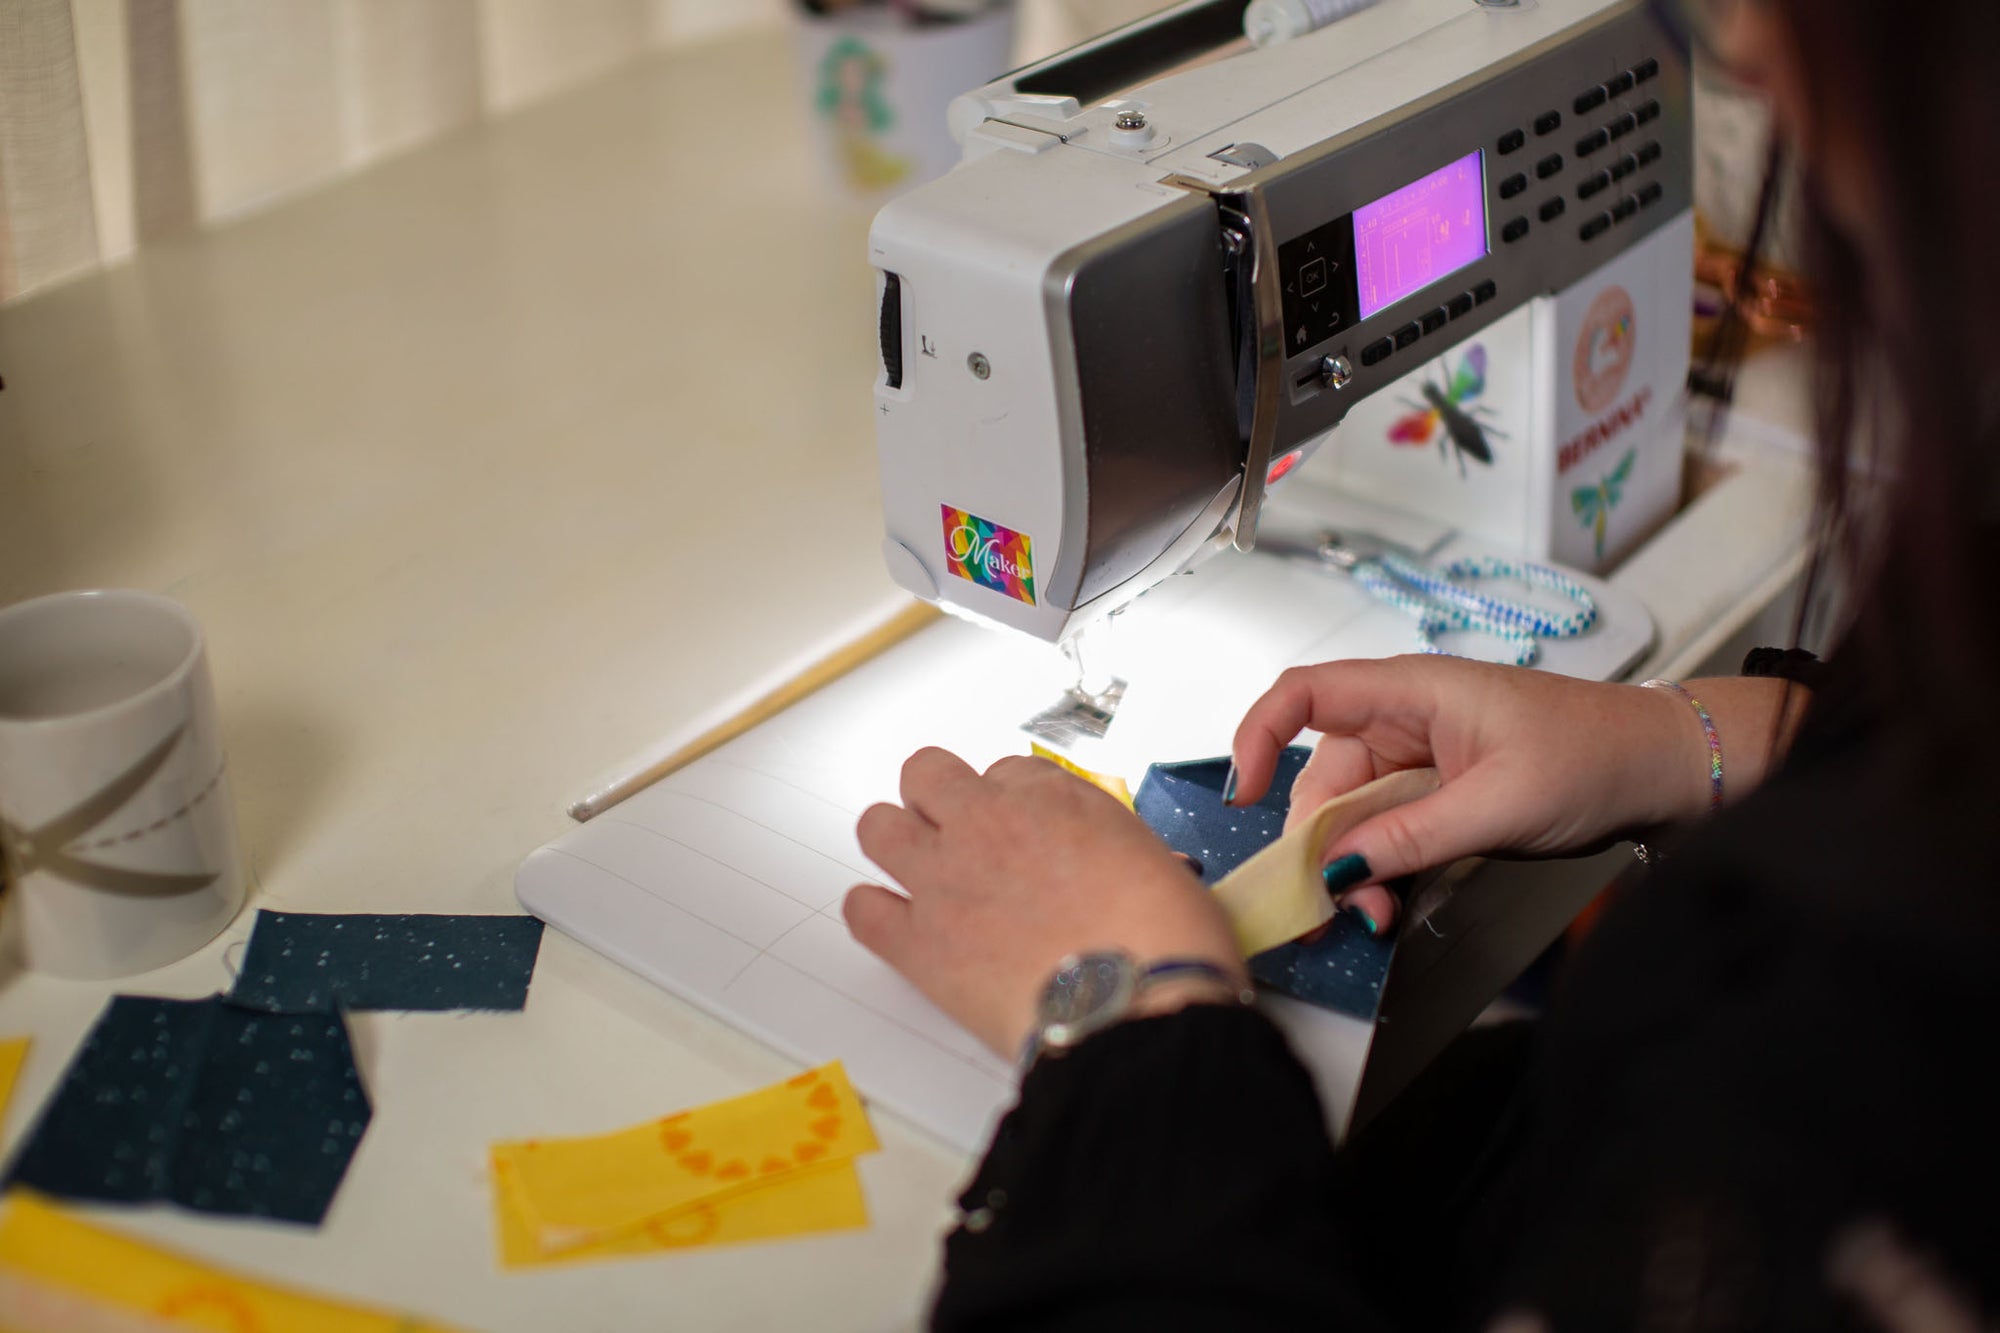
xmin=1211 ymin=768 xmax=1440 ymax=957
xmin=1030 ymin=745 xmax=1135 ymax=809
xmin=0 ymin=1191 xmax=464 ymax=1332
xmin=491 ymin=1157 xmax=868 ymax=1269
xmin=491 ymin=1061 xmax=878 ymax=1260
xmin=0 ymin=1038 xmax=28 ymax=1134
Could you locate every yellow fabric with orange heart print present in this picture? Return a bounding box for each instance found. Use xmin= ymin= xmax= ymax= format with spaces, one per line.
xmin=489 ymin=1061 xmax=878 ymax=1267
xmin=0 ymin=1190 xmax=465 ymax=1331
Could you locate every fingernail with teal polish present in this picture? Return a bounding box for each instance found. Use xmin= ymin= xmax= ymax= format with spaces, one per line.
xmin=1344 ymin=903 xmax=1378 ymax=936
xmin=1322 ymin=853 xmax=1372 ymax=895
xmin=1222 ymin=763 xmax=1240 ymax=807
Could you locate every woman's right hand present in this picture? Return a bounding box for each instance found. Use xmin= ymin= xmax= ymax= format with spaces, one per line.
xmin=1227 ymin=656 xmax=1726 ymax=932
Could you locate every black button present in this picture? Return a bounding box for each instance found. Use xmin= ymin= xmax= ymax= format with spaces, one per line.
xmin=1612 ymin=195 xmax=1639 ymax=222
xmin=1635 ymin=99 xmax=1661 ymax=125
xmin=1501 ymin=216 xmax=1530 ymax=243
xmin=1420 ymin=306 xmax=1448 ymax=334
xmin=1498 ymin=128 xmax=1526 ymax=154
xmin=1634 ymin=56 xmax=1661 ymax=82
xmin=1536 ymin=153 xmax=1564 ymax=179
xmin=1638 ymin=139 xmax=1664 ymax=166
xmin=1394 ymin=322 xmax=1422 ymax=349
xmin=1499 ymin=172 xmax=1529 ymax=199
xmin=1473 ymin=279 xmax=1497 ymax=305
xmin=1580 ymin=213 xmax=1612 ymax=241
xmin=1578 ymin=169 xmax=1612 ymax=200
xmin=1637 ymin=180 xmax=1665 ymax=207
xmin=1360 ymin=337 xmax=1394 ymax=367
xmin=1607 ymin=71 xmax=1636 ymax=97
xmin=1610 ymin=153 xmax=1638 ymax=182
xmin=1574 ymin=86 xmax=1607 ymax=115
xmin=1446 ymin=292 xmax=1474 ymax=319
xmin=1534 ymin=110 xmax=1562 ymax=135
xmin=1540 ymin=196 xmax=1567 ymax=222
xmin=1608 ymin=112 xmax=1638 ymax=139
xmin=1577 ymin=128 xmax=1610 ymax=156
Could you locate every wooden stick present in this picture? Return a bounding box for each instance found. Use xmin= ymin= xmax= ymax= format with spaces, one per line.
xmin=567 ymin=600 xmax=943 ymax=821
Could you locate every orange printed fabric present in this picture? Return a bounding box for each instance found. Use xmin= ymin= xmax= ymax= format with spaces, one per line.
xmin=0 ymin=1190 xmax=464 ymax=1332
xmin=489 ymin=1061 xmax=878 ymax=1266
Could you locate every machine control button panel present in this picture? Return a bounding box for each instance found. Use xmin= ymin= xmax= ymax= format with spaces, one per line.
xmin=1360 ymin=337 xmax=1395 ymax=367
xmin=1278 ymin=216 xmax=1361 ymax=354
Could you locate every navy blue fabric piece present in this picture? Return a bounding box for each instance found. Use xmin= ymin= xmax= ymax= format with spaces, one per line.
xmin=4 ymin=995 xmax=370 ymax=1225
xmin=1134 ymin=748 xmax=1396 ymax=1021
xmin=228 ymin=911 xmax=545 ymax=1013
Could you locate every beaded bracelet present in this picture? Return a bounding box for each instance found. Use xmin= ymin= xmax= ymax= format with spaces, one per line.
xmin=1633 ymin=677 xmax=1723 ymax=863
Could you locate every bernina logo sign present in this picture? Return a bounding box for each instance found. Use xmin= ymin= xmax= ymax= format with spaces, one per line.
xmin=1559 ymin=384 xmax=1653 ymax=475
xmin=941 ymin=506 xmax=1036 ymax=606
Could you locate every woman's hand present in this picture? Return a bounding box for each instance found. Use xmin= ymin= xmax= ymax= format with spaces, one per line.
xmin=1229 ymin=656 xmax=1750 ymax=932
xmin=844 ymin=748 xmax=1244 ymax=1059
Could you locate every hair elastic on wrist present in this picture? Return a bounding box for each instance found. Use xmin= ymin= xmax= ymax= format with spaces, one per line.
xmin=1640 ymin=677 xmax=1724 ymax=813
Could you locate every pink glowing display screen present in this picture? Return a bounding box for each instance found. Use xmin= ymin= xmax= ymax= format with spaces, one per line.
xmin=1352 ymin=151 xmax=1490 ymax=320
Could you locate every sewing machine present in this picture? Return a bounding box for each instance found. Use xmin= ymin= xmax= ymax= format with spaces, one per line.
xmin=872 ymin=0 xmax=1694 ymax=644
xmin=519 ymin=0 xmax=1697 ymax=1154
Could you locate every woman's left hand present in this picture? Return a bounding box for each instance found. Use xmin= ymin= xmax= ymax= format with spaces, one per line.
xmin=844 ymin=748 xmax=1245 ymax=1059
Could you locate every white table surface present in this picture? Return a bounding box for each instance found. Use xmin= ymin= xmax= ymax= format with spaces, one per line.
xmin=0 ymin=26 xmax=1817 ymax=1333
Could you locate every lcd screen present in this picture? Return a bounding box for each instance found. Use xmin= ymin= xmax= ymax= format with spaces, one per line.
xmin=1352 ymin=150 xmax=1489 ymax=320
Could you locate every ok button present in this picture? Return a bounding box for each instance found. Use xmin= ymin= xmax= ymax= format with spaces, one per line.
xmin=1299 ymin=256 xmax=1329 ymax=297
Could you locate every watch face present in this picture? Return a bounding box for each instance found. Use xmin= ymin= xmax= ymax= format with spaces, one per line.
xmin=1038 ymin=952 xmax=1137 ymax=1048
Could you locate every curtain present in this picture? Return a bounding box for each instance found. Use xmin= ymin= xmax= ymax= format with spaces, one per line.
xmin=0 ymin=0 xmax=787 ymax=305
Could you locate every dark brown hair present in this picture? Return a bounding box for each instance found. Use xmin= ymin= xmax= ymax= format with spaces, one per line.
xmin=1743 ymin=0 xmax=2000 ymax=763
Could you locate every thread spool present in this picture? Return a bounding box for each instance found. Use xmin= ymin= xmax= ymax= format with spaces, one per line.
xmin=1243 ymin=0 xmax=1387 ymax=46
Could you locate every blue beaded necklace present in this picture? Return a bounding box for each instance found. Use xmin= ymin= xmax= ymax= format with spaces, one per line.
xmin=1279 ymin=535 xmax=1598 ymax=667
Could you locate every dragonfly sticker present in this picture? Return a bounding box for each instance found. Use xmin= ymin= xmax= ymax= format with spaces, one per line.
xmin=1572 ymin=446 xmax=1637 ymax=561
xmin=1388 ymin=344 xmax=1508 ymax=479
xmin=0 ymin=723 xmax=219 ymax=897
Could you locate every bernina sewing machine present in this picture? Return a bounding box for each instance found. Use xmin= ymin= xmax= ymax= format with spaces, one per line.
xmin=871 ymin=0 xmax=1694 ymax=647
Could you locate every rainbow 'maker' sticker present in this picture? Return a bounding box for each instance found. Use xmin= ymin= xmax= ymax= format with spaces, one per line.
xmin=941 ymin=505 xmax=1036 ymax=606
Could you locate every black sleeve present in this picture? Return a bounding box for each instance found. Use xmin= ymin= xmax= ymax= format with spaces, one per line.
xmin=931 ymin=1004 xmax=1389 ymax=1333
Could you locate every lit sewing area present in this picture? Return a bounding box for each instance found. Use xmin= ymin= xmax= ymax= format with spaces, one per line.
xmin=0 ymin=1 xmax=1813 ymax=1328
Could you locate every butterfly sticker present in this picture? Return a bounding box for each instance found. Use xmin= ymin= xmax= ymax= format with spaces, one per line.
xmin=1572 ymin=446 xmax=1637 ymax=561
xmin=1387 ymin=345 xmax=1507 ymax=478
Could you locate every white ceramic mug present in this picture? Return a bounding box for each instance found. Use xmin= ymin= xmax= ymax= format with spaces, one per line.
xmin=0 ymin=590 xmax=245 ymax=978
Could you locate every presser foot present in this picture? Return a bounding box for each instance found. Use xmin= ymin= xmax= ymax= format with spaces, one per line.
xmin=1020 ymin=678 xmax=1129 ymax=749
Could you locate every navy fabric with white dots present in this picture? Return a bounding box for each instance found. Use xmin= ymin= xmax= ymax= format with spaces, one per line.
xmin=3 ymin=994 xmax=370 ymax=1225
xmin=228 ymin=911 xmax=545 ymax=1013
xmin=1134 ymin=748 xmax=1396 ymax=1022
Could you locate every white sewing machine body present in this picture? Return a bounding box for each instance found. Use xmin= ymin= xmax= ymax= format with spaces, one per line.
xmin=872 ymin=0 xmax=1694 ymax=643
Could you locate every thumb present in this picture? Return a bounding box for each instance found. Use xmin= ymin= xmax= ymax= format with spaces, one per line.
xmin=1320 ymin=774 xmax=1510 ymax=886
xmin=843 ymin=883 xmax=915 ymax=969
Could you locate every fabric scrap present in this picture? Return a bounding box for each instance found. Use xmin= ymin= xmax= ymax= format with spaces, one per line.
xmin=1029 ymin=745 xmax=1135 ymax=809
xmin=491 ymin=1157 xmax=868 ymax=1268
xmin=1135 ymin=751 xmax=1438 ymax=1021
xmin=0 ymin=1190 xmax=464 ymax=1331
xmin=228 ymin=911 xmax=545 ymax=1013
xmin=3 ymin=995 xmax=369 ymax=1226
xmin=490 ymin=1061 xmax=877 ymax=1264
xmin=0 ymin=1037 xmax=27 ymax=1132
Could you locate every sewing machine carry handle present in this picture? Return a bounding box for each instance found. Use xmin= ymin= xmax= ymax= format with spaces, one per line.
xmin=985 ymin=0 xmax=1245 ymax=107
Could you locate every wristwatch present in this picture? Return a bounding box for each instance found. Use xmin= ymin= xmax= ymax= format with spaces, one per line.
xmin=1021 ymin=951 xmax=1254 ymax=1067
